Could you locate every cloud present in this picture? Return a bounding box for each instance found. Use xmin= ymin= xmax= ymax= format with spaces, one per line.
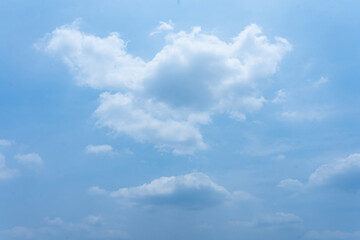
xmin=279 ymin=153 xmax=360 ymax=191
xmin=280 ymin=110 xmax=326 ymax=122
xmin=0 ymin=154 xmax=19 ymax=180
xmin=308 ymin=153 xmax=360 ymax=189
xmin=38 ymin=21 xmax=291 ymax=154
xmin=44 ymin=217 xmax=64 ymax=226
xmin=313 ymin=76 xmax=328 ymax=88
xmin=93 ymin=172 xmax=245 ymax=209
xmin=305 ymin=230 xmax=360 ymax=240
xmin=234 ymin=212 xmax=302 ymax=228
xmin=277 ymin=178 xmax=304 ymax=191
xmin=0 ymin=139 xmax=13 ymax=147
xmin=150 ymin=20 xmax=174 ymax=36
xmin=272 ymin=89 xmax=286 ymax=103
xmin=1 ymin=216 xmax=129 ymax=240
xmin=86 ymin=144 xmax=113 ymax=154
xmin=85 ymin=215 xmax=102 ymax=225
xmin=88 ymin=186 xmax=108 ymax=195
xmin=15 ymin=153 xmax=43 ymax=166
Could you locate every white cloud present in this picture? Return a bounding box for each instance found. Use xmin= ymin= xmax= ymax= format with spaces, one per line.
xmin=38 ymin=21 xmax=291 ymax=154
xmin=281 ymin=109 xmax=326 ymax=122
xmin=15 ymin=153 xmax=43 ymax=166
xmin=88 ymin=186 xmax=108 ymax=195
xmin=308 ymin=153 xmax=360 ymax=189
xmin=313 ymin=76 xmax=328 ymax=88
xmin=279 ymin=153 xmax=360 ymax=191
xmin=0 ymin=226 xmax=34 ymax=239
xmin=102 ymin=172 xmax=249 ymax=209
xmin=45 ymin=217 xmax=64 ymax=226
xmin=272 ymin=89 xmax=286 ymax=103
xmin=85 ymin=215 xmax=102 ymax=225
xmin=86 ymin=144 xmax=113 ymax=154
xmin=234 ymin=212 xmax=302 ymax=228
xmin=0 ymin=139 xmax=13 ymax=147
xmin=305 ymin=230 xmax=360 ymax=240
xmin=150 ymin=20 xmax=174 ymax=36
xmin=0 ymin=154 xmax=19 ymax=180
xmin=277 ymin=178 xmax=304 ymax=191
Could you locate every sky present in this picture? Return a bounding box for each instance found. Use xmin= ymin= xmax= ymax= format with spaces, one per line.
xmin=1 ymin=0 xmax=360 ymax=239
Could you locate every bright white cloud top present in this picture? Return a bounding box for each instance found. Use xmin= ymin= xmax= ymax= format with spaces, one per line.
xmin=37 ymin=21 xmax=291 ymax=154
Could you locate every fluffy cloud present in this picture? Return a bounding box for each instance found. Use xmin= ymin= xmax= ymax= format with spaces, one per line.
xmin=308 ymin=153 xmax=360 ymax=189
xmin=91 ymin=172 xmax=248 ymax=209
xmin=38 ymin=21 xmax=291 ymax=154
xmin=0 ymin=154 xmax=18 ymax=180
xmin=15 ymin=153 xmax=43 ymax=166
xmin=86 ymin=144 xmax=113 ymax=154
xmin=150 ymin=20 xmax=174 ymax=36
xmin=279 ymin=154 xmax=360 ymax=191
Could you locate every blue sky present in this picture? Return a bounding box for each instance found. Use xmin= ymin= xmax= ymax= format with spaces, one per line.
xmin=1 ymin=0 xmax=360 ymax=239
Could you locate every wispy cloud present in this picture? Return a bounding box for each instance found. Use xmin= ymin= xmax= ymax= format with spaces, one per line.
xmin=15 ymin=153 xmax=43 ymax=166
xmin=150 ymin=20 xmax=174 ymax=36
xmin=86 ymin=144 xmax=113 ymax=154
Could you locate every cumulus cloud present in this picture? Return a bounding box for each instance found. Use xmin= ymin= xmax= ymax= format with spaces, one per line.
xmin=38 ymin=21 xmax=291 ymax=154
xmin=15 ymin=153 xmax=43 ymax=166
xmin=150 ymin=20 xmax=174 ymax=36
xmin=91 ymin=172 xmax=249 ymax=209
xmin=308 ymin=153 xmax=360 ymax=189
xmin=279 ymin=153 xmax=360 ymax=191
xmin=86 ymin=144 xmax=113 ymax=154
xmin=0 ymin=154 xmax=19 ymax=180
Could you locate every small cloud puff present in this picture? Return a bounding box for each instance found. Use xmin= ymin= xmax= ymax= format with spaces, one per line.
xmin=86 ymin=144 xmax=113 ymax=154
xmin=313 ymin=76 xmax=328 ymax=88
xmin=88 ymin=186 xmax=108 ymax=195
xmin=91 ymin=172 xmax=252 ymax=210
xmin=150 ymin=20 xmax=174 ymax=36
xmin=234 ymin=212 xmax=302 ymax=228
xmin=272 ymin=89 xmax=286 ymax=104
xmin=15 ymin=153 xmax=43 ymax=166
